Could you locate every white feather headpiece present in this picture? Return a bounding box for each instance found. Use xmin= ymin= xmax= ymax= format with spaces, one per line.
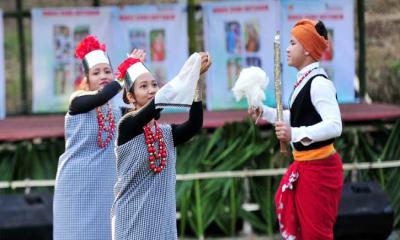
xmin=231 ymin=66 xmax=269 ymax=109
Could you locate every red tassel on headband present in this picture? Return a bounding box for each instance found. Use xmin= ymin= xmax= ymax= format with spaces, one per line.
xmin=116 ymin=57 xmax=141 ymax=80
xmin=75 ymin=35 xmax=106 ymax=60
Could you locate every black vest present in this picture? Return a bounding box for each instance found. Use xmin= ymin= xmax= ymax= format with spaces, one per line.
xmin=290 ymin=74 xmax=335 ymax=151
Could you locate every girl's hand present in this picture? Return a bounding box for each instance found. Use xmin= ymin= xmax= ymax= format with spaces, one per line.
xmin=199 ymin=52 xmax=212 ymax=75
xmin=129 ymin=49 xmax=146 ymax=62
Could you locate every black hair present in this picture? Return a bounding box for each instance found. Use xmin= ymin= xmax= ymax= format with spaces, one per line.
xmin=315 ymin=20 xmax=328 ymax=40
xmin=122 ymin=87 xmax=130 ymax=104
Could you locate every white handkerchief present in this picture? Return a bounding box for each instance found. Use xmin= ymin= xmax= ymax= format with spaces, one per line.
xmin=155 ymin=53 xmax=201 ymax=109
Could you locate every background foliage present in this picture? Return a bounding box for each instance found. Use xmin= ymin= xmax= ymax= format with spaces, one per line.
xmin=1 ymin=119 xmax=400 ymax=237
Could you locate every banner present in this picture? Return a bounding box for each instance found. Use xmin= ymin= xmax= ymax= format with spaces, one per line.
xmin=280 ymin=0 xmax=355 ymax=105
xmin=110 ymin=4 xmax=188 ymax=88
xmin=32 ymin=7 xmax=114 ymax=113
xmin=0 ymin=10 xmax=5 ymax=119
xmin=202 ymin=0 xmax=278 ymax=111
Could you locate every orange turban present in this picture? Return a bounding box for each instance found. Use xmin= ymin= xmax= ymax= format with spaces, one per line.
xmin=291 ymin=19 xmax=328 ymax=61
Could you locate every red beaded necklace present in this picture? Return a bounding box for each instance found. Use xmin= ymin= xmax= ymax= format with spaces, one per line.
xmin=143 ymin=121 xmax=167 ymax=173
xmin=293 ymin=67 xmax=318 ymax=89
xmin=96 ymin=103 xmax=115 ymax=149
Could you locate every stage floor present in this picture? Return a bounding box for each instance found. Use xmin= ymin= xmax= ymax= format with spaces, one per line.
xmin=1 ymin=103 xmax=400 ymax=142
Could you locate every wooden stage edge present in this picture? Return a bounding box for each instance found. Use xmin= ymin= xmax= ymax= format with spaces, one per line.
xmin=1 ymin=103 xmax=400 ymax=142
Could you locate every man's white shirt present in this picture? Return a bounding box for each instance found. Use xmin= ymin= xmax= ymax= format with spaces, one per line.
xmin=262 ymin=62 xmax=342 ymax=145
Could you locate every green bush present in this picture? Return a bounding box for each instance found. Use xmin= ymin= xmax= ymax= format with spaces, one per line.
xmin=1 ymin=119 xmax=400 ymax=236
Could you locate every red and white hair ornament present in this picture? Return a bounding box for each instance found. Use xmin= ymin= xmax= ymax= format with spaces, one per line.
xmin=116 ymin=57 xmax=149 ymax=91
xmin=75 ymin=35 xmax=110 ymax=72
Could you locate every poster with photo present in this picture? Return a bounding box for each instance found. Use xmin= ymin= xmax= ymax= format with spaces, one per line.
xmin=280 ymin=0 xmax=355 ymax=105
xmin=202 ymin=1 xmax=278 ymax=111
xmin=0 ymin=10 xmax=4 ymax=119
xmin=32 ymin=7 xmax=114 ymax=113
xmin=110 ymin=4 xmax=188 ymax=88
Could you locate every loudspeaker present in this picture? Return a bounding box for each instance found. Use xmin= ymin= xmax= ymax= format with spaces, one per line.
xmin=334 ymin=181 xmax=394 ymax=240
xmin=0 ymin=193 xmax=53 ymax=240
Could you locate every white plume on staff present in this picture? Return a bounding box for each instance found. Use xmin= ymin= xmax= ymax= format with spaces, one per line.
xmin=231 ymin=66 xmax=269 ymax=122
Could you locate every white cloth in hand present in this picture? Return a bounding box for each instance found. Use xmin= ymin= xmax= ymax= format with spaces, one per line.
xmin=232 ymin=66 xmax=269 ymax=109
xmin=155 ymin=53 xmax=201 ymax=109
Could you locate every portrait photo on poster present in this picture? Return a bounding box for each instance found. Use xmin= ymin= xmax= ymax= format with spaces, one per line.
xmin=225 ymin=21 xmax=241 ymax=55
xmin=53 ymin=25 xmax=71 ymax=96
xmin=150 ymin=29 xmax=166 ymax=62
xmin=244 ymin=20 xmax=260 ymax=53
xmin=73 ymin=25 xmax=90 ymax=91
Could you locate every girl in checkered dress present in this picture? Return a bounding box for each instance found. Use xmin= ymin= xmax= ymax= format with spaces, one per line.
xmin=53 ymin=36 xmax=143 ymax=240
xmin=111 ymin=52 xmax=211 ymax=239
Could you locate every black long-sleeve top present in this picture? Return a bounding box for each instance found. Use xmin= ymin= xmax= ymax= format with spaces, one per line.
xmin=69 ymin=81 xmax=122 ymax=115
xmin=117 ymin=99 xmax=203 ymax=146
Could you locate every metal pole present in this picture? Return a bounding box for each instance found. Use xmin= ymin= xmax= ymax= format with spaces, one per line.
xmin=357 ymin=0 xmax=366 ymax=99
xmin=16 ymin=0 xmax=28 ymax=114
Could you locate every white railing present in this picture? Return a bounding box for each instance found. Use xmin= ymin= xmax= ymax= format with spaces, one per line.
xmin=1 ymin=160 xmax=400 ymax=189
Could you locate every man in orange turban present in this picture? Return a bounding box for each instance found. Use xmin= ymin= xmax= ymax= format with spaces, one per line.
xmin=250 ymin=19 xmax=343 ymax=239
xmin=291 ymin=19 xmax=328 ymax=61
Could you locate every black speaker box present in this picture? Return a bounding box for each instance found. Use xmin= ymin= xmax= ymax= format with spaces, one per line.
xmin=334 ymin=181 xmax=394 ymax=240
xmin=0 ymin=193 xmax=53 ymax=240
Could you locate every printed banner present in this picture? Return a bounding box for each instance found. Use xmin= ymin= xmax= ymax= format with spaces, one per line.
xmin=0 ymin=10 xmax=5 ymax=119
xmin=202 ymin=0 xmax=278 ymax=111
xmin=110 ymin=4 xmax=188 ymax=88
xmin=280 ymin=0 xmax=355 ymax=105
xmin=32 ymin=7 xmax=114 ymax=113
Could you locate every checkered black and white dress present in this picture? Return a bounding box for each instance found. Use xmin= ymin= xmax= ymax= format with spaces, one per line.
xmin=112 ymin=124 xmax=177 ymax=240
xmin=54 ymin=104 xmax=121 ymax=240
